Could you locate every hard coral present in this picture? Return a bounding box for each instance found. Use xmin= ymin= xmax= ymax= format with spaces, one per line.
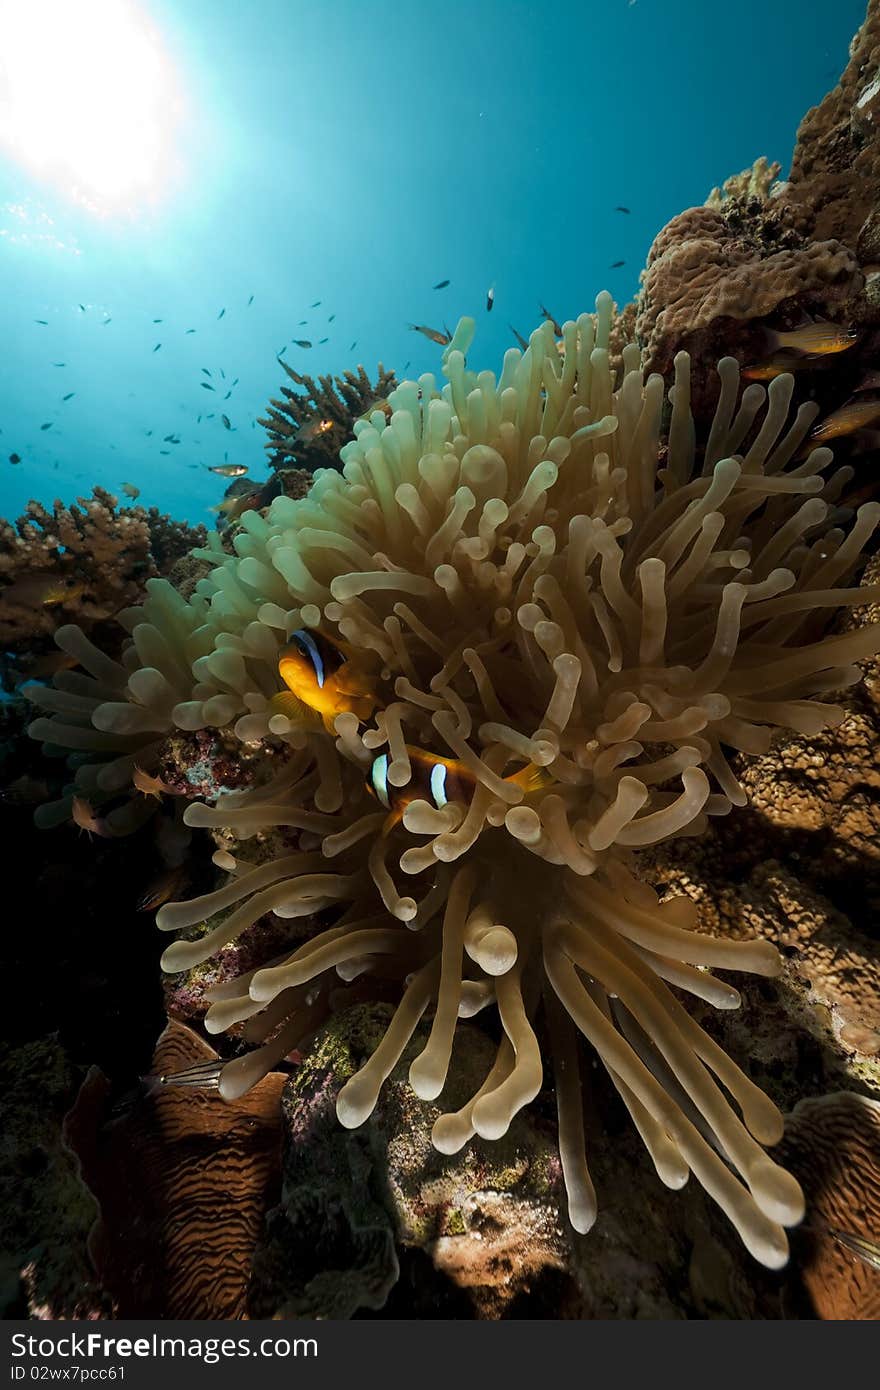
xmin=259 ymin=360 xmax=397 ymax=474
xmin=637 ymin=205 xmax=859 ymax=380
xmin=0 ymin=490 xmax=204 ymax=690
xmin=786 ymin=0 xmax=880 ymax=250
xmin=29 ymin=300 xmax=880 ymax=1268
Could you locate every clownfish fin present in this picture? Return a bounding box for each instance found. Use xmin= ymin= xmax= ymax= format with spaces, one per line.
xmin=505 ymin=763 xmax=550 ymax=795
xmin=269 ymin=690 xmax=320 ymax=729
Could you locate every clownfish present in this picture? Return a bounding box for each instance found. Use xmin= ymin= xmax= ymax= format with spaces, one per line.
xmin=366 ymin=745 xmax=550 ymax=830
xmin=270 ymin=628 xmax=379 ymax=733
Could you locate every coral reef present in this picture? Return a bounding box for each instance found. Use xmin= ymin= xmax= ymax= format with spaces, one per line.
xmin=247 ymin=1004 xmax=568 ymax=1319
xmin=636 ymin=202 xmax=860 ymax=381
xmin=776 ymin=1093 xmax=880 ymax=1318
xmin=258 ymin=360 xmax=397 ymax=475
xmin=63 ymin=1020 xmax=286 ymax=1319
xmin=8 ymin=1 xmax=880 ymax=1318
xmin=636 ymin=0 xmax=880 ymax=389
xmin=27 ymin=295 xmax=880 ymax=1271
xmin=0 ymin=490 xmax=204 ymax=691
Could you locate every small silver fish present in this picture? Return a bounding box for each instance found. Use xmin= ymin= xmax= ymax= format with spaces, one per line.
xmin=142 ymin=1059 xmax=225 ymax=1095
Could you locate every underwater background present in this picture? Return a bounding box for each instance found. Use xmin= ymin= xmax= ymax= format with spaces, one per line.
xmin=0 ymin=0 xmax=869 ymax=526
xmin=3 ymin=0 xmax=880 ymax=1324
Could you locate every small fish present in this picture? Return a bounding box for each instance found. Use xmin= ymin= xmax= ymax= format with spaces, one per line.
xmin=103 ymin=317 xmax=112 ymax=325
xmin=809 ymin=397 xmax=880 ymax=444
xmin=270 ymin=629 xmax=379 ymax=733
xmin=40 ymin=422 xmax=53 ymax=431
xmin=9 ymin=452 xmax=21 ymax=464
xmin=408 ymin=323 xmax=452 ymax=346
xmin=163 ymin=433 xmax=175 ymax=442
xmin=206 ymin=462 xmax=248 ymax=477
xmin=1 ymin=773 xmax=50 ymax=803
xmin=353 ymin=397 xmax=393 ymax=429
xmin=292 ymin=339 xmax=312 ymax=348
xmin=143 ymin=1059 xmax=225 ymax=1093
xmin=201 ymin=368 xmax=212 ymax=377
xmin=212 ymin=488 xmax=264 ymax=520
xmin=219 ymin=368 xmax=225 ymax=379
xmin=486 ymin=284 xmax=495 ymax=312
xmin=509 ymin=324 xmax=529 ymax=351
xmin=136 ymin=863 xmax=187 ymax=912
xmin=159 ymin=449 xmax=170 ymax=455
xmin=328 ymin=314 xmax=335 ymax=322
xmin=432 ymin=279 xmax=450 ymax=289
xmin=121 ymin=482 xmax=140 ymax=498
xmin=52 ymin=362 xmax=65 ymax=367
xmin=402 ymin=361 xmax=410 ymax=372
xmin=200 ymin=382 xmax=215 ymax=391
xmin=318 ymin=337 xmax=329 ymax=344
xmin=5 ymin=573 xmax=78 ymax=606
xmin=71 ymin=796 xmax=111 ymax=838
xmin=367 ymin=747 xmax=549 ymax=829
xmin=78 ymin=303 xmax=86 ymax=311
xmin=539 ymin=304 xmax=563 ymax=335
xmin=153 ymin=343 xmax=162 ymax=352
xmin=232 ymin=377 xmax=239 ymax=387
xmin=767 ymin=320 xmax=858 ymax=357
xmin=35 ymin=319 xmax=48 ymax=325
xmin=825 ymin=1226 xmax=880 ymax=1273
xmin=740 ymin=353 xmax=811 ymax=382
xmin=185 ymin=328 xmax=196 ymax=334
xmin=247 ymin=294 xmax=254 ymax=305
xmin=278 ymin=345 xmax=288 ymax=355
xmin=609 ymin=260 xmax=625 ymax=268
xmin=145 ymin=429 xmax=153 ymax=437
xmin=153 ymin=318 xmax=163 ymax=323
xmin=614 ymin=205 xmax=631 ymax=213
xmin=298 ymin=320 xmax=308 ymax=325
xmin=132 ymin=765 xmax=171 ymax=799
xmin=62 ymin=392 xmax=75 ymax=401
xmin=223 ymin=389 xmax=232 ymax=400
xmin=310 ymin=300 xmax=321 ymax=307
xmin=295 ymin=415 xmax=335 ymax=445
xmin=217 ymin=308 xmax=226 ymax=319
xmin=221 ymin=414 xmax=232 ymax=430
xmin=349 ymin=341 xmax=358 ymax=351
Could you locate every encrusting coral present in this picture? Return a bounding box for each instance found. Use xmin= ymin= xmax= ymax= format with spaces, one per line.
xmin=259 ymin=360 xmax=397 ymax=475
xmin=27 ymin=296 xmax=880 ymax=1269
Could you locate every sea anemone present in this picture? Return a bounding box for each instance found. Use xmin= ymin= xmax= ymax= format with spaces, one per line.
xmin=29 ymin=295 xmax=880 ymax=1268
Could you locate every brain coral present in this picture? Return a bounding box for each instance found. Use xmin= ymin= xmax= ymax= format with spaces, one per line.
xmin=28 ymin=295 xmax=880 ymax=1269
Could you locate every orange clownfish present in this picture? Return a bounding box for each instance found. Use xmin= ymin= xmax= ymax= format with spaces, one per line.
xmin=366 ymin=745 xmax=549 ymax=830
xmin=270 ymin=628 xmax=379 ymax=733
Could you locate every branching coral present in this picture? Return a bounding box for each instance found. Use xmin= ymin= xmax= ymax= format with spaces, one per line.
xmin=28 ymin=297 xmax=880 ymax=1267
xmin=258 ymin=360 xmax=397 ymax=474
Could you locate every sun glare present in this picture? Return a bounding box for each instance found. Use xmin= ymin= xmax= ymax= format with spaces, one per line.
xmin=0 ymin=0 xmax=185 ymax=216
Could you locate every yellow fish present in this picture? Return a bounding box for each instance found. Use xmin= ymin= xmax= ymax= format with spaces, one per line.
xmin=270 ymin=628 xmax=379 ymax=733
xmin=768 ymin=320 xmax=858 ymax=357
xmin=42 ymin=581 xmax=86 ymax=607
xmin=809 ymin=396 xmax=880 ymax=444
xmin=366 ymin=745 xmax=549 ymax=830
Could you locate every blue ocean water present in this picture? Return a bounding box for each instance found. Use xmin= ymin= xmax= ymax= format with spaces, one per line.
xmin=0 ymin=0 xmax=868 ymax=528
